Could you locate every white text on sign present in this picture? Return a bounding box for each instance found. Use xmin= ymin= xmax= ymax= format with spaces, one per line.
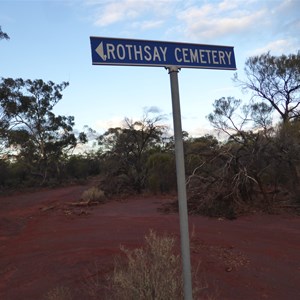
xmin=96 ymin=42 xmax=233 ymax=65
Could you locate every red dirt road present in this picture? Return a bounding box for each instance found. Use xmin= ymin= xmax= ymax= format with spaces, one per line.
xmin=1 ymin=183 xmax=300 ymax=299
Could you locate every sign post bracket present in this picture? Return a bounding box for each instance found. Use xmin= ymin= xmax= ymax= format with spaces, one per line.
xmin=167 ymin=66 xmax=193 ymax=300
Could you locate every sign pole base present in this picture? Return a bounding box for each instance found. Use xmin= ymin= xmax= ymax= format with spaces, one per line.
xmin=167 ymin=66 xmax=193 ymax=300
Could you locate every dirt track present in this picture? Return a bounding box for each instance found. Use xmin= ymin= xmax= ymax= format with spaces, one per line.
xmin=1 ymin=183 xmax=300 ymax=299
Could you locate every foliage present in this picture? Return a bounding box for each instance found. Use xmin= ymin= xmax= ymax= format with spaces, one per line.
xmin=0 ymin=152 xmax=103 ymax=192
xmin=207 ymin=97 xmax=272 ymax=196
xmin=64 ymin=155 xmax=90 ymax=180
xmin=207 ymin=96 xmax=273 ymax=140
xmin=186 ymin=140 xmax=270 ymax=218
xmin=192 ymin=92 xmax=300 ymax=218
xmin=109 ymin=230 xmax=200 ymax=300
xmin=0 ymin=78 xmax=87 ymax=185
xmin=64 ymin=152 xmax=102 ymax=180
xmin=0 ymin=26 xmax=9 ymax=40
xmin=83 ymin=231 xmax=213 ymax=299
xmin=272 ymin=120 xmax=300 ymax=202
xmin=1 ymin=49 xmax=299 ymax=217
xmin=234 ymin=51 xmax=300 ymax=123
xmin=146 ymin=152 xmax=176 ymax=194
xmin=184 ymin=134 xmax=219 ymax=175
xmin=0 ymin=158 xmax=9 ymax=187
xmin=98 ymin=114 xmax=168 ymax=194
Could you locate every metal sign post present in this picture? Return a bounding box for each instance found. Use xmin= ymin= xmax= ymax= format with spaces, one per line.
xmin=90 ymin=36 xmax=236 ymax=300
xmin=168 ymin=66 xmax=193 ymax=300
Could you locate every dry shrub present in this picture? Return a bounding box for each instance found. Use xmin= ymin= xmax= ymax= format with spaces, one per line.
xmin=81 ymin=186 xmax=105 ymax=203
xmin=110 ymin=230 xmax=183 ymax=300
xmin=83 ymin=231 xmax=215 ymax=299
xmin=82 ymin=261 xmax=110 ymax=299
xmin=43 ymin=286 xmax=72 ymax=300
xmin=186 ymin=173 xmax=251 ymax=219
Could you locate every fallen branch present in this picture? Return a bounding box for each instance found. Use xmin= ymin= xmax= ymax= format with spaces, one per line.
xmin=40 ymin=205 xmax=56 ymax=212
xmin=69 ymin=200 xmax=98 ymax=207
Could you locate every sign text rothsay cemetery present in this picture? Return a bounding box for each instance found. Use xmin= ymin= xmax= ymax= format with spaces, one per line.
xmin=90 ymin=37 xmax=236 ymax=70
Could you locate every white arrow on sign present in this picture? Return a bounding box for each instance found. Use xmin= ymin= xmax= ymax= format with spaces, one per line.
xmin=95 ymin=42 xmax=107 ymax=61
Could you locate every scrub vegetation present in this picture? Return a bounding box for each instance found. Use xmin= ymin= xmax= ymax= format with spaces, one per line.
xmin=81 ymin=186 xmax=106 ymax=204
xmin=43 ymin=286 xmax=72 ymax=300
xmin=1 ymin=28 xmax=300 ymax=218
xmin=84 ymin=230 xmax=210 ymax=300
xmin=109 ymin=230 xmax=186 ymax=300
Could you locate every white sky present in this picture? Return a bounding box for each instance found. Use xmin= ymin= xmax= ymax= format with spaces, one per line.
xmin=1 ymin=0 xmax=299 ymax=137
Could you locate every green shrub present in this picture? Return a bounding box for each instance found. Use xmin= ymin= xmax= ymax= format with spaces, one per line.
xmin=146 ymin=153 xmax=176 ymax=194
xmin=100 ymin=173 xmax=135 ymax=196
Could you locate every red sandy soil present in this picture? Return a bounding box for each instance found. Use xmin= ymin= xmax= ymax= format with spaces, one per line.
xmin=1 ymin=182 xmax=300 ymax=300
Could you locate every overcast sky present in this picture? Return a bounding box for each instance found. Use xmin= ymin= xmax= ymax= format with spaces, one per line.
xmin=1 ymin=0 xmax=299 ymax=138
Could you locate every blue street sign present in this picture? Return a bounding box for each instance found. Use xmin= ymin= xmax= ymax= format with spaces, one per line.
xmin=90 ymin=37 xmax=236 ymax=70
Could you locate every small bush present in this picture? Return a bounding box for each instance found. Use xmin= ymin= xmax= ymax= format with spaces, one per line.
xmin=83 ymin=231 xmax=214 ymax=299
xmin=43 ymin=286 xmax=72 ymax=300
xmin=81 ymin=187 xmax=105 ymax=203
xmin=110 ymin=230 xmax=184 ymax=300
xmin=146 ymin=153 xmax=176 ymax=194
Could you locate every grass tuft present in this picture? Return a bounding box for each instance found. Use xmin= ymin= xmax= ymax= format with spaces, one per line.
xmin=81 ymin=186 xmax=105 ymax=203
xmin=43 ymin=286 xmax=72 ymax=300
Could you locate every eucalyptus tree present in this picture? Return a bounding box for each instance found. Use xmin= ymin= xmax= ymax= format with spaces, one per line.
xmin=0 ymin=26 xmax=9 ymax=40
xmin=98 ymin=114 xmax=167 ymax=193
xmin=234 ymin=51 xmax=300 ymax=124
xmin=205 ymin=96 xmax=277 ymax=213
xmin=235 ymin=51 xmax=300 ymax=202
xmin=0 ymin=78 xmax=86 ymax=183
